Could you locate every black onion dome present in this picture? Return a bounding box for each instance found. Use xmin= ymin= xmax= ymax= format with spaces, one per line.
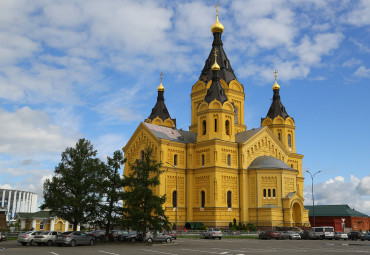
xmin=265 ymin=88 xmax=289 ymax=119
xmin=204 ymin=66 xmax=228 ymax=104
xmin=147 ymin=90 xmax=176 ymax=125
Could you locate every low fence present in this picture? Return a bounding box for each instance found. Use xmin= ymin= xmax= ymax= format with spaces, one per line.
xmin=176 ymin=230 xmax=258 ymax=237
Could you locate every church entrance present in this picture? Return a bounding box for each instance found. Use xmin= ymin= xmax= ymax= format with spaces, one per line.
xmin=55 ymin=221 xmax=63 ymax=231
xmin=292 ymin=202 xmax=302 ymax=225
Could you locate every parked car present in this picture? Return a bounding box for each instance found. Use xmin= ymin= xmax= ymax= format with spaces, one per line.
xmin=34 ymin=231 xmax=60 ymax=246
xmin=280 ymin=231 xmax=301 ymax=240
xmin=54 ymin=231 xmax=94 ymax=247
xmin=0 ymin=232 xmax=7 ymax=241
xmin=360 ymin=233 xmax=370 ymax=241
xmin=165 ymin=230 xmax=177 ymax=240
xmin=17 ymin=231 xmax=41 ymax=246
xmin=312 ymin=226 xmax=335 ymax=240
xmin=126 ymin=231 xmax=143 ymax=243
xmin=147 ymin=231 xmax=172 ymax=243
xmin=203 ymin=228 xmax=222 ymax=240
xmin=109 ymin=230 xmax=129 ymax=241
xmin=88 ymin=230 xmax=106 ymax=241
xmin=258 ymin=230 xmax=281 ymax=240
xmin=348 ymin=231 xmax=365 ymax=241
xmin=334 ymin=232 xmax=348 ymax=240
xmin=300 ymin=230 xmax=319 ymax=240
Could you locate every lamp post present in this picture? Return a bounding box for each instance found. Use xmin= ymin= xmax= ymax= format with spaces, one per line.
xmin=306 ymin=170 xmax=321 ymax=228
xmin=165 ymin=162 xmax=177 ymax=232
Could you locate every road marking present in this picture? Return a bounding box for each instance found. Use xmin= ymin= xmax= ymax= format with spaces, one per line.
xmin=99 ymin=251 xmax=119 ymax=255
xmin=219 ymin=252 xmax=229 ymax=254
xmin=50 ymin=252 xmax=59 ymax=255
xmin=141 ymin=249 xmax=178 ymax=255
xmin=182 ymin=248 xmax=223 ymax=254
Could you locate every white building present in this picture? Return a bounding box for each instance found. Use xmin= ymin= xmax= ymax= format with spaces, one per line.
xmin=0 ymin=189 xmax=38 ymax=221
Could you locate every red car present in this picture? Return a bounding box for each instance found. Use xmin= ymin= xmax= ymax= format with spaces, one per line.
xmin=258 ymin=230 xmax=281 ymax=240
xmin=165 ymin=230 xmax=177 ymax=240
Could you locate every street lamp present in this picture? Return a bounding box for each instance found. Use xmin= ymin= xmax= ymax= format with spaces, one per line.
xmin=306 ymin=170 xmax=321 ymax=228
xmin=165 ymin=161 xmax=177 ymax=232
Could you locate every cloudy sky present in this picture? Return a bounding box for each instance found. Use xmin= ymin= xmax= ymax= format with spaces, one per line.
xmin=0 ymin=0 xmax=370 ymax=215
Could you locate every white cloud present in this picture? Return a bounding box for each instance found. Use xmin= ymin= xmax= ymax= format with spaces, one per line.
xmin=354 ymin=66 xmax=370 ymax=78
xmin=0 ymin=184 xmax=12 ymax=189
xmin=341 ymin=0 xmax=370 ymax=26
xmin=0 ymin=107 xmax=77 ymax=156
xmin=304 ymin=175 xmax=370 ymax=216
xmin=342 ymin=58 xmax=362 ymax=67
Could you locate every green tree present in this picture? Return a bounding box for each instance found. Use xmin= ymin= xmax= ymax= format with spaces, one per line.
xmin=93 ymin=150 xmax=126 ymax=239
xmin=41 ymin=138 xmax=103 ymax=231
xmin=122 ymin=147 xmax=169 ymax=237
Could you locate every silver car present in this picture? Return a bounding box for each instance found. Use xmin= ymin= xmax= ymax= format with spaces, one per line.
xmin=203 ymin=228 xmax=222 ymax=240
xmin=281 ymin=231 xmax=301 ymax=240
xmin=17 ymin=231 xmax=41 ymax=246
xmin=147 ymin=231 xmax=172 ymax=243
xmin=335 ymin=232 xmax=348 ymax=240
xmin=54 ymin=231 xmax=94 ymax=247
xmin=34 ymin=231 xmax=60 ymax=246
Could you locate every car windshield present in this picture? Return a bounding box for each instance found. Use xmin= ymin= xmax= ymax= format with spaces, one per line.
xmin=213 ymin=228 xmax=220 ymax=231
xmin=40 ymin=231 xmax=49 ymax=235
xmin=324 ymin=228 xmax=333 ymax=232
xmin=61 ymin=232 xmax=72 ymax=235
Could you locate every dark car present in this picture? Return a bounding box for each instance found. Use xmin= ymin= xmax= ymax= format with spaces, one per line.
xmin=54 ymin=231 xmax=94 ymax=247
xmin=0 ymin=232 xmax=7 ymax=242
xmin=360 ymin=233 xmax=370 ymax=241
xmin=300 ymin=230 xmax=319 ymax=240
xmin=87 ymin=230 xmax=106 ymax=241
xmin=109 ymin=230 xmax=129 ymax=241
xmin=126 ymin=231 xmax=143 ymax=243
xmin=258 ymin=231 xmax=281 ymax=240
xmin=348 ymin=231 xmax=365 ymax=241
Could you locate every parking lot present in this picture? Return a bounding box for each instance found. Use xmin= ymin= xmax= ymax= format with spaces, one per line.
xmin=1 ymin=238 xmax=370 ymax=255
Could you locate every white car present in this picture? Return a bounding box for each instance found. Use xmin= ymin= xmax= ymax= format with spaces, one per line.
xmin=281 ymin=231 xmax=301 ymax=240
xmin=34 ymin=231 xmax=61 ymax=246
xmin=203 ymin=228 xmax=222 ymax=240
xmin=17 ymin=231 xmax=41 ymax=246
xmin=335 ymin=232 xmax=348 ymax=240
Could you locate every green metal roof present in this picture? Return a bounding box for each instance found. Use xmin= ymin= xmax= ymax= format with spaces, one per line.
xmin=17 ymin=211 xmax=56 ymax=219
xmin=304 ymin=205 xmax=369 ymax=217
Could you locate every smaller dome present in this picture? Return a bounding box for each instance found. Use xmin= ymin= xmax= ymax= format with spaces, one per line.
xmin=157 ymin=82 xmax=164 ymax=92
xmin=211 ymin=16 xmax=224 ymax=34
xmin=272 ymin=80 xmax=280 ymax=90
xmin=212 ymin=61 xmax=220 ymax=71
xmin=248 ymin=156 xmax=295 ymax=170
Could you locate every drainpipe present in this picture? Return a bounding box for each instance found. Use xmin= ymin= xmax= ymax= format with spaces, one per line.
xmin=281 ymin=170 xmax=284 ymax=226
xmin=256 ymin=170 xmax=258 ymax=227
xmin=185 ymin=143 xmax=188 ymax=225
xmin=238 ymin=144 xmax=241 ymax=223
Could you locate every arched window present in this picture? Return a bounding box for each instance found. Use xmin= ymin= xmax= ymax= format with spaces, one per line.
xmin=201 ymin=191 xmax=205 ymax=208
xmin=268 ymin=189 xmax=271 ymax=197
xmin=214 ymin=119 xmax=217 ymax=132
xmin=288 ymin=134 xmax=292 ymax=147
xmin=227 ymin=191 xmax=232 ymax=208
xmin=140 ymin=150 xmax=144 ymax=162
xmin=225 ymin=120 xmax=230 ymax=135
xmin=174 ymin=154 xmax=178 ymax=166
xmin=263 ymin=189 xmax=267 ymax=198
xmin=291 ymin=164 xmax=293 ymax=168
xmin=202 ymin=120 xmax=206 ymax=135
xmin=278 ymin=133 xmax=281 ymax=141
xmin=201 ymin=154 xmax=205 ymax=167
xmin=273 ymin=189 xmax=276 ymax=198
xmin=172 ymin=190 xmax=177 ymax=208
xmin=227 ymin=154 xmax=231 ymax=167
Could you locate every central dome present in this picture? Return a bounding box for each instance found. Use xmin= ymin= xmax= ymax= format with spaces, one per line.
xmin=248 ymin=156 xmax=295 ymax=170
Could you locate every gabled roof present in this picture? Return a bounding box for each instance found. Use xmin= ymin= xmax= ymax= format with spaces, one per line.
xmin=17 ymin=211 xmax=56 ymax=219
xmin=304 ymin=205 xmax=369 ymax=217
xmin=235 ymin=127 xmax=265 ymax=143
xmin=144 ymin=123 xmax=197 ymax=144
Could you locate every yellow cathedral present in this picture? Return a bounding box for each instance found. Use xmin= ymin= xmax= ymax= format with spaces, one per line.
xmin=123 ymin=11 xmax=310 ymax=229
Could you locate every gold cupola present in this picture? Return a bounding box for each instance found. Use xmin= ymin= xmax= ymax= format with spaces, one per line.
xmin=211 ymin=3 xmax=224 ymax=34
xmin=157 ymin=72 xmax=165 ymax=91
xmin=272 ymin=69 xmax=280 ymax=90
xmin=211 ymin=49 xmax=220 ymax=70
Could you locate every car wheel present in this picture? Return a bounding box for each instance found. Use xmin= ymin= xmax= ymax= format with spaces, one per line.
xmin=47 ymin=240 xmax=53 ymax=246
xmin=29 ymin=240 xmax=34 ymax=246
xmin=219 ymin=237 xmax=222 ymax=240
xmin=147 ymin=238 xmax=153 ymax=243
xmin=37 ymin=243 xmax=42 ymax=246
xmin=166 ymin=238 xmax=171 ymax=243
xmin=89 ymin=239 xmax=94 ymax=246
xmin=70 ymin=240 xmax=76 ymax=247
xmin=57 ymin=244 xmax=63 ymax=247
xmin=21 ymin=242 xmax=27 ymax=246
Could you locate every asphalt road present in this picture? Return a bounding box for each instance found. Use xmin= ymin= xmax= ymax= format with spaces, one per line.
xmin=1 ymin=238 xmax=370 ymax=255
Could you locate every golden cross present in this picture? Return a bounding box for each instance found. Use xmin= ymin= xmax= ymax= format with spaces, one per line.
xmin=215 ymin=3 xmax=219 ymax=16
xmin=274 ymin=70 xmax=278 ymax=81
xmin=160 ymin=72 xmax=163 ymax=82
xmin=214 ymin=48 xmax=218 ymax=58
